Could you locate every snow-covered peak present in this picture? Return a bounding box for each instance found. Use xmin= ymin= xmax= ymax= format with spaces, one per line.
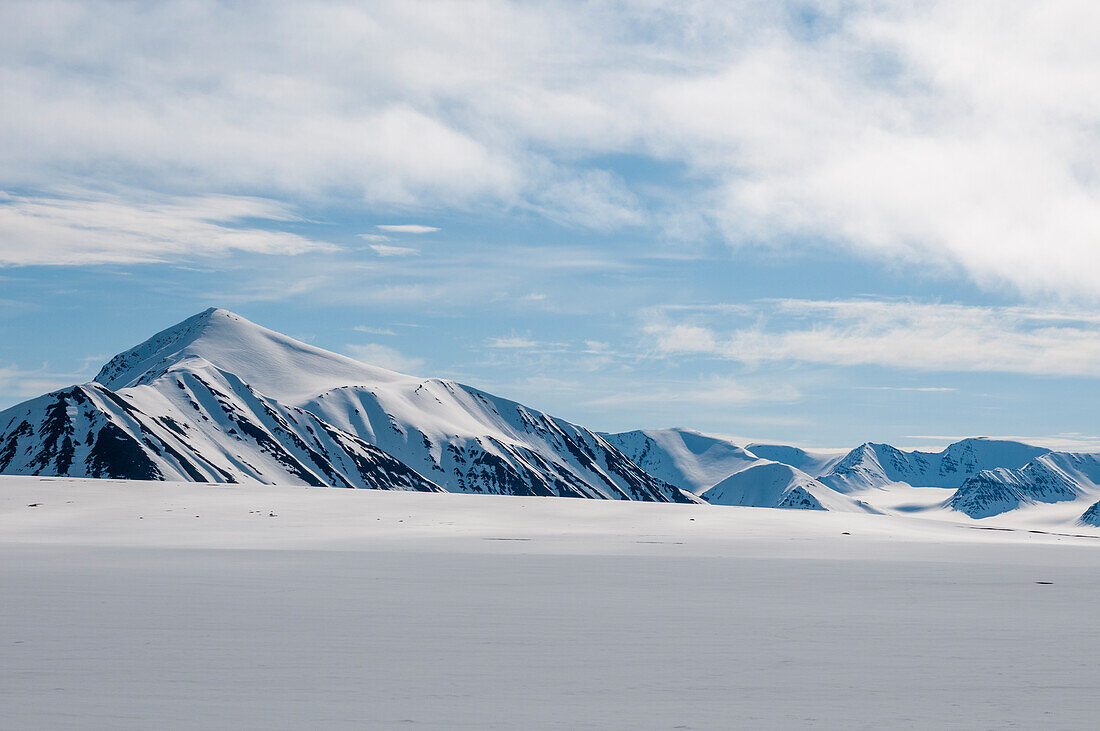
xmin=820 ymin=438 xmax=1051 ymax=492
xmin=947 ymin=450 xmax=1100 ymax=518
xmin=701 ymin=460 xmax=875 ymax=513
xmin=603 ymin=427 xmax=760 ymax=494
xmin=94 ymin=308 xmax=414 ymax=402
xmin=932 ymin=438 xmax=1048 ymax=479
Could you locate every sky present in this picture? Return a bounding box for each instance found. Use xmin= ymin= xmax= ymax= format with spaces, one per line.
xmin=1 ymin=0 xmax=1099 ymax=450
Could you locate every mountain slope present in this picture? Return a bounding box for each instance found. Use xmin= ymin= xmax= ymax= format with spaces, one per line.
xmin=948 ymin=452 xmax=1100 ymax=518
xmin=701 ymin=461 xmax=876 ymax=512
xmin=5 ymin=308 xmax=694 ymax=502
xmin=603 ymin=428 xmax=761 ymax=494
xmin=0 ymin=365 xmax=443 ymax=491
xmin=1079 ymin=500 xmax=1100 ymax=527
xmin=299 ymin=382 xmax=694 ymax=501
xmin=819 ymin=439 xmax=1050 ymax=492
xmin=95 ymin=308 xmax=410 ymax=402
xmin=744 ymin=443 xmax=842 ymax=476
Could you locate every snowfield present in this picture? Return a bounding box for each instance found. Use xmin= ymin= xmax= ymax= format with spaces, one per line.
xmin=4 ymin=476 xmax=1100 ymax=729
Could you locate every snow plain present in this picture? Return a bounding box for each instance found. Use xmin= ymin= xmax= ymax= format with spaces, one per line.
xmin=4 ymin=475 xmax=1100 ymax=729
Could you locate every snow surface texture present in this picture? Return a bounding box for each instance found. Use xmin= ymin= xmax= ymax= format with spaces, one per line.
xmin=3 ymin=477 xmax=1100 ymax=730
xmin=4 ymin=308 xmax=1100 ymax=522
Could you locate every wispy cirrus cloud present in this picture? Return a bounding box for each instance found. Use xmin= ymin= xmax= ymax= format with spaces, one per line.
xmin=486 ymin=336 xmax=542 ymax=350
xmin=375 ymin=225 xmax=440 ymax=234
xmin=353 ymin=325 xmax=396 ymax=336
xmin=855 ymin=386 xmax=957 ymax=393
xmin=368 ymin=244 xmax=419 ymax=257
xmin=644 ymin=299 xmax=1100 ymax=377
xmin=0 ymin=190 xmax=336 ymax=265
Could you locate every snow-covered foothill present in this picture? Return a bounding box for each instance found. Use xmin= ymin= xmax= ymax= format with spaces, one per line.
xmin=701 ymin=460 xmax=875 ymax=512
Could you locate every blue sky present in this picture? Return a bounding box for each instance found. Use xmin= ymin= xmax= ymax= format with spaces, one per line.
xmin=2 ymin=1 xmax=1099 ymax=450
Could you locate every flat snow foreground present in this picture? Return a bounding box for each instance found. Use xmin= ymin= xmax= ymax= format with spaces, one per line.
xmin=3 ymin=478 xmax=1100 ymax=730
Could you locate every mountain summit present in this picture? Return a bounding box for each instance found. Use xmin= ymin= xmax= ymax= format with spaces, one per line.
xmin=95 ymin=308 xmax=410 ymax=401
xmin=4 ymin=308 xmax=695 ymax=502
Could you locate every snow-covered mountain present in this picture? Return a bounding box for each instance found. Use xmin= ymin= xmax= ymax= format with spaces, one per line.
xmin=0 ymin=368 xmax=442 ymax=491
xmin=605 ymin=426 xmax=1100 ymax=520
xmin=1 ymin=309 xmax=694 ymax=502
xmin=948 ymin=452 xmax=1100 ymax=518
xmin=819 ymin=439 xmax=1050 ymax=492
xmin=700 ymin=461 xmax=875 ymax=513
xmin=3 ymin=307 xmax=1099 ymax=523
xmin=602 ymin=428 xmax=864 ymax=511
xmin=1079 ymin=499 xmax=1100 ymax=527
xmin=603 ymin=428 xmax=761 ymax=495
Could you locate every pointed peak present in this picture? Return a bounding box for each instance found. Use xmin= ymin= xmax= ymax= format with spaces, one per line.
xmin=93 ymin=308 xmax=414 ymax=400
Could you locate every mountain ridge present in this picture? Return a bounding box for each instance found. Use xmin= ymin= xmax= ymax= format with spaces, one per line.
xmin=6 ymin=309 xmax=696 ymax=503
xmin=3 ymin=308 xmax=1098 ymax=522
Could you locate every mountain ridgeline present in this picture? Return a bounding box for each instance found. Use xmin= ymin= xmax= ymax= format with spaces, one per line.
xmin=1 ymin=309 xmax=692 ymax=503
xmin=2 ymin=308 xmax=1098 ymax=524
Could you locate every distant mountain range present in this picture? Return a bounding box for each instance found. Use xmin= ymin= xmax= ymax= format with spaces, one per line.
xmin=2 ymin=308 xmax=1098 ymax=525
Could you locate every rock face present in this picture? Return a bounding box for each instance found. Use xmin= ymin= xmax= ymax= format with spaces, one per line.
xmin=1 ymin=308 xmax=693 ymax=502
xmin=1079 ymin=500 xmax=1100 ymax=527
xmin=948 ymin=452 xmax=1100 ymax=518
xmin=301 ymin=382 xmax=694 ymax=501
xmin=0 ymin=375 xmax=442 ymax=492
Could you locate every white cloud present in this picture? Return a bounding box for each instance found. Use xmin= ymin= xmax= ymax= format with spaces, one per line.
xmin=376 ymin=225 xmax=440 ymax=234
xmin=644 ymin=299 xmax=1100 ymax=377
xmin=353 ymin=326 xmax=396 ymax=336
xmin=344 ymin=343 xmax=425 ymax=374
xmin=486 ymin=336 xmax=541 ymax=349
xmin=357 ymin=234 xmax=390 ymax=242
xmin=529 ymin=169 xmax=645 ymax=230
xmin=369 ymin=244 xmax=419 ymax=257
xmin=855 ymin=386 xmax=957 ymax=393
xmin=0 ymin=191 xmax=336 ymax=265
xmin=2 ymin=1 xmax=1100 ymax=295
